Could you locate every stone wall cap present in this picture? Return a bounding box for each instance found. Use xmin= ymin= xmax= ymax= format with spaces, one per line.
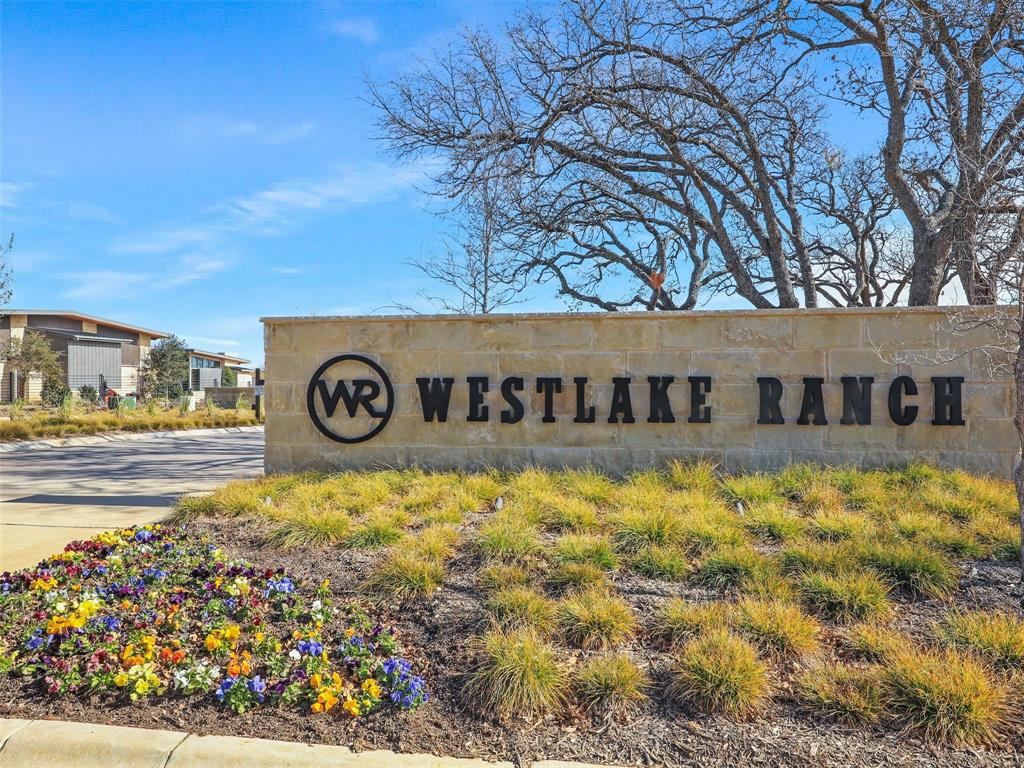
xmin=261 ymin=305 xmax=1014 ymax=325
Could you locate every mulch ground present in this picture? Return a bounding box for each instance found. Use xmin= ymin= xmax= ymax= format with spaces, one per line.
xmin=2 ymin=514 xmax=1022 ymax=768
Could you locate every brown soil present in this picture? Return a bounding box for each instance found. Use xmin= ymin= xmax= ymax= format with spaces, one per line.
xmin=2 ymin=515 xmax=1022 ymax=768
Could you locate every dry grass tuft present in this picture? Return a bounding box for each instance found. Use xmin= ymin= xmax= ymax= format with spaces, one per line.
xmin=575 ymin=654 xmax=648 ymax=714
xmin=558 ymin=590 xmax=637 ymax=649
xmin=938 ymin=611 xmax=1024 ymax=672
xmin=798 ymin=570 xmax=891 ymax=623
xmin=478 ymin=516 xmax=543 ymax=562
xmin=486 ymin=587 xmax=557 ymax=633
xmin=694 ymin=546 xmax=773 ymax=590
xmin=630 ymin=544 xmax=690 ymax=581
xmin=799 ymin=663 xmax=883 ymax=725
xmin=651 ymin=599 xmax=730 ymax=647
xmin=555 ymin=533 xmax=618 ymax=570
xmin=733 ymin=598 xmax=821 ymax=659
xmin=363 ymin=553 xmax=444 ymax=602
xmin=462 ymin=626 xmax=568 ymax=720
xmin=666 ymin=629 xmax=770 ymax=718
xmin=267 ymin=511 xmax=353 ymax=548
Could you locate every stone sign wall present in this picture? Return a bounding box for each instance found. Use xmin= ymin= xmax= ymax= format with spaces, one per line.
xmin=262 ymin=308 xmax=1016 ymax=476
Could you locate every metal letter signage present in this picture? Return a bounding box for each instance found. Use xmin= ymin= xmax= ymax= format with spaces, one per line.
xmin=305 ymin=353 xmax=968 ymax=444
xmin=306 ymin=354 xmax=394 ymax=443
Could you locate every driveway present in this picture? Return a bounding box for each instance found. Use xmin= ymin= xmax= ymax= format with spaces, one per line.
xmin=0 ymin=429 xmax=264 ymax=572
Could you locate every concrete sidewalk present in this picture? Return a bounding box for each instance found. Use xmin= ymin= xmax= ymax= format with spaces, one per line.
xmin=0 ymin=428 xmax=263 ymax=572
xmin=0 ymin=719 xmax=613 ymax=768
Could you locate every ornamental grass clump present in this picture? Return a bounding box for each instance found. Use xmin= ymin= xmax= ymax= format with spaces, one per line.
xmin=667 ymin=458 xmax=719 ymax=495
xmin=558 ymin=590 xmax=636 ymax=649
xmin=732 ymin=598 xmax=821 ymax=659
xmin=548 ymin=562 xmax=607 ymax=593
xmin=478 ymin=516 xmax=543 ymax=563
xmin=267 ymin=511 xmax=353 ymax=548
xmin=404 ymin=524 xmax=459 ymax=563
xmin=575 ymin=654 xmax=648 ymax=714
xmin=363 ymin=553 xmax=444 ymax=602
xmin=848 ymin=622 xmax=910 ymax=662
xmin=612 ymin=507 xmax=682 ymax=553
xmin=479 ymin=563 xmax=532 ymax=593
xmin=743 ymin=503 xmax=805 ymax=543
xmin=693 ymin=546 xmax=773 ymax=590
xmin=857 ymin=542 xmax=957 ymax=598
xmin=880 ymin=646 xmax=1016 ymax=746
xmin=486 ymin=587 xmax=557 ymax=634
xmin=779 ymin=540 xmax=855 ymax=576
xmin=808 ymin=510 xmax=874 ymax=542
xmin=631 ymin=544 xmax=690 ymax=581
xmin=798 ymin=663 xmax=884 ymax=725
xmin=557 ymin=469 xmax=615 ymax=504
xmin=651 ymin=599 xmax=729 ymax=647
xmin=798 ymin=570 xmax=891 ymax=622
xmin=666 ymin=629 xmax=770 ymax=718
xmin=721 ymin=473 xmax=782 ymax=506
xmin=346 ymin=513 xmax=406 ymax=550
xmin=938 ymin=611 xmax=1024 ymax=672
xmin=462 ymin=627 xmax=568 ymax=720
xmin=540 ymin=494 xmax=600 ymax=532
xmin=170 ymin=493 xmax=219 ymax=521
xmin=555 ymin=533 xmax=618 ymax=570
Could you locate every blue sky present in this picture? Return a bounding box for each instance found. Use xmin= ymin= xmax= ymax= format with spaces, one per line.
xmin=1 ymin=1 xmax=544 ymax=364
xmin=1 ymin=1 xmax=883 ymax=366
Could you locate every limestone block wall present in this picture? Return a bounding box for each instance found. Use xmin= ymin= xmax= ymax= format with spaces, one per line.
xmin=262 ymin=308 xmax=1017 ymax=476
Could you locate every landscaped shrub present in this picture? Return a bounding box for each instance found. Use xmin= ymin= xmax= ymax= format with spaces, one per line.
xmin=558 ymin=589 xmax=636 ymax=649
xmin=0 ymin=526 xmax=427 ymax=717
xmin=666 ymin=629 xmax=770 ymax=718
xmin=880 ymin=646 xmax=1015 ymax=745
xmin=798 ymin=663 xmax=883 ymax=725
xmin=575 ymin=654 xmax=648 ymax=714
xmin=938 ymin=611 xmax=1024 ymax=672
xmin=461 ymin=627 xmax=568 ymax=720
xmin=798 ymin=570 xmax=891 ymax=622
xmin=732 ymin=598 xmax=821 ymax=659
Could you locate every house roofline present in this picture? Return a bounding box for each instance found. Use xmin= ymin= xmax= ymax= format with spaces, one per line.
xmin=2 ymin=309 xmax=169 ymax=339
xmin=187 ymin=348 xmax=251 ymax=365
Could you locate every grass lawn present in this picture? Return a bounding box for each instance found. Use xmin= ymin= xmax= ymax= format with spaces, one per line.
xmin=0 ymin=406 xmax=259 ymax=442
xmin=3 ymin=461 xmax=1022 ymax=766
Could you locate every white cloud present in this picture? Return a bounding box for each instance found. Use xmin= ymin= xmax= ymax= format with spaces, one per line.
xmin=0 ymin=181 xmax=30 ymax=209
xmin=62 ymin=270 xmax=150 ymax=300
xmin=329 ymin=18 xmax=380 ymax=44
xmin=186 ymin=117 xmax=317 ymax=145
xmin=271 ymin=266 xmax=304 ymax=275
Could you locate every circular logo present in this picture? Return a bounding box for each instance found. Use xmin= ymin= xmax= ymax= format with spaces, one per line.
xmin=306 ymin=354 xmax=394 ymax=444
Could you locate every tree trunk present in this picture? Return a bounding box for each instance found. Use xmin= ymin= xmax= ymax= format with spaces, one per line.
xmin=1014 ymin=328 xmax=1024 ymax=583
xmin=907 ymin=233 xmax=946 ymax=306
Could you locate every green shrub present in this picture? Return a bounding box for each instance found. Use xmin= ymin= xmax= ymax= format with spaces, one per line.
xmin=666 ymin=629 xmax=770 ymax=718
xmin=486 ymin=587 xmax=557 ymax=633
xmin=78 ymin=385 xmax=99 ymax=405
xmin=939 ymin=611 xmax=1024 ymax=672
xmin=363 ymin=553 xmax=444 ymax=602
xmin=798 ymin=663 xmax=883 ymax=724
xmin=733 ymin=598 xmax=820 ymax=659
xmin=631 ymin=544 xmax=690 ymax=581
xmin=798 ymin=570 xmax=891 ymax=622
xmin=555 ymin=533 xmax=618 ymax=570
xmin=575 ymin=654 xmax=648 ymax=713
xmin=462 ymin=627 xmax=568 ymax=720
xmin=558 ymin=590 xmax=636 ymax=649
xmin=651 ymin=599 xmax=729 ymax=646
xmin=880 ymin=646 xmax=1015 ymax=745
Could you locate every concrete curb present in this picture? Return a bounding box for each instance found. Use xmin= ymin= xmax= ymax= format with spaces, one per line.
xmin=0 ymin=425 xmax=264 ymax=453
xmin=0 ymin=718 xmax=616 ymax=768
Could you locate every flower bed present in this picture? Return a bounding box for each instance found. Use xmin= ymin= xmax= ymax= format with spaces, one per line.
xmin=0 ymin=525 xmax=427 ymax=718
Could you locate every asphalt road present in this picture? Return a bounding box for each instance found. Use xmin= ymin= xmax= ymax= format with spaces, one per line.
xmin=0 ymin=428 xmax=264 ymax=572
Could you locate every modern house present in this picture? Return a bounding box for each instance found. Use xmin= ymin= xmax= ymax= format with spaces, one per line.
xmin=0 ymin=310 xmax=169 ymax=402
xmin=230 ymin=366 xmax=256 ymax=388
xmin=186 ymin=349 xmax=251 ymax=394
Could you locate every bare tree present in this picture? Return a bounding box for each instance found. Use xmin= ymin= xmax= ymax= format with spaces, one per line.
xmin=768 ymin=0 xmax=1024 ymax=305
xmin=372 ymin=0 xmax=854 ymax=311
xmin=0 ymin=234 xmax=13 ymax=307
xmin=407 ymin=178 xmax=528 ymax=314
